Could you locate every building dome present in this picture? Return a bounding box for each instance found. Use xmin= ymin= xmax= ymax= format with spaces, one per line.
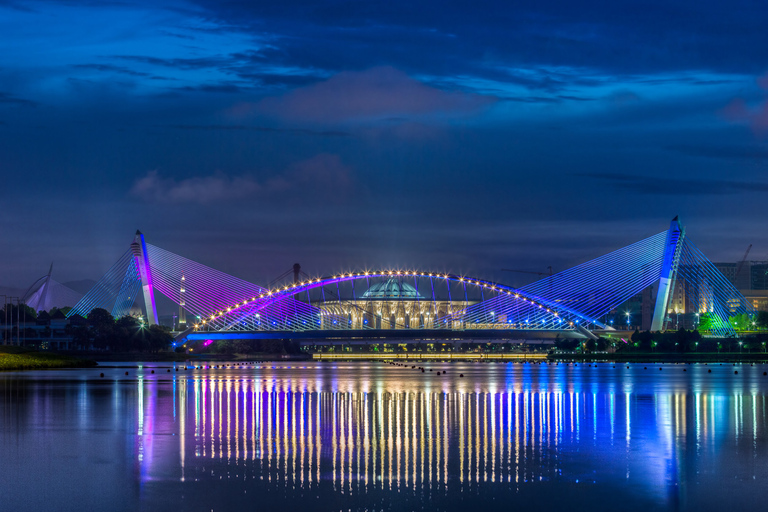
xmin=361 ymin=278 xmax=424 ymax=299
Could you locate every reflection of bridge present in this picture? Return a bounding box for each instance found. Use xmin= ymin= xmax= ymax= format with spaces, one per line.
xmin=67 ymin=217 xmax=753 ymax=341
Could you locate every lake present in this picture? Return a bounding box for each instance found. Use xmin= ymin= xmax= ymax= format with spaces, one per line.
xmin=2 ymin=360 xmax=768 ymax=511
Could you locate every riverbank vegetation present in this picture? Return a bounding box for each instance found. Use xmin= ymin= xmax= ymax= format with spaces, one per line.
xmin=0 ymin=346 xmax=97 ymax=370
xmin=552 ymin=328 xmax=768 ymax=361
xmin=70 ymin=308 xmax=174 ymax=352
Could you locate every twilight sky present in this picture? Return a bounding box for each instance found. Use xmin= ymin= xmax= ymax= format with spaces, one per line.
xmin=1 ymin=0 xmax=768 ymax=289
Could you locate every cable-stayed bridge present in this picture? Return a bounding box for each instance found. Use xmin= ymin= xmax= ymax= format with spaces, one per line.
xmin=67 ymin=217 xmax=753 ymax=343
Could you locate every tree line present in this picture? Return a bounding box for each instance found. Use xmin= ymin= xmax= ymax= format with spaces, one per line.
xmin=68 ymin=308 xmax=173 ymax=352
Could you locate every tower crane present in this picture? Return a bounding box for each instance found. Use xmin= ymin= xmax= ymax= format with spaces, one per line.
xmin=735 ymin=244 xmax=752 ymax=278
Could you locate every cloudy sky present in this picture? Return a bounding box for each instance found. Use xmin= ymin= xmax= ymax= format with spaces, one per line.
xmin=1 ymin=0 xmax=767 ymax=288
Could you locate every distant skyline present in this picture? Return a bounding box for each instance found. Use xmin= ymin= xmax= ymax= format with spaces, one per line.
xmin=1 ymin=0 xmax=767 ymax=289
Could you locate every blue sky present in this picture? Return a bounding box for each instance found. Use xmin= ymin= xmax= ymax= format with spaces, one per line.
xmin=1 ymin=0 xmax=767 ymax=287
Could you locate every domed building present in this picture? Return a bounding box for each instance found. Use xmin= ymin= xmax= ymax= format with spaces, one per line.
xmin=315 ymin=278 xmax=474 ymax=329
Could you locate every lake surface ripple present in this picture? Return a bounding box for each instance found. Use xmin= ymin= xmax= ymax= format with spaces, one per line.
xmin=2 ymin=361 xmax=768 ymax=511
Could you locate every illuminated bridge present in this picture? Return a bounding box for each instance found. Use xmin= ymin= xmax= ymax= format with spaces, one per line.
xmin=67 ymin=217 xmax=753 ymax=343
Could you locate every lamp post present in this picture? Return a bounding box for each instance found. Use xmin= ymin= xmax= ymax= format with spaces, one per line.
xmin=739 ymin=341 xmax=743 ymax=353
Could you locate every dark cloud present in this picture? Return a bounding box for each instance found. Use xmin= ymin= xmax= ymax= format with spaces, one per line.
xmin=665 ymin=144 xmax=768 ymax=160
xmin=72 ymin=63 xmax=150 ymax=77
xmin=0 ymin=0 xmax=34 ymax=12
xmin=581 ymin=173 xmax=768 ymax=195
xmin=166 ymin=124 xmax=350 ymax=137
xmin=192 ymin=0 xmax=768 ymax=76
xmin=178 ymin=83 xmax=245 ymax=93
xmin=0 ymin=92 xmax=38 ymax=107
xmin=111 ymin=54 xmax=223 ymax=70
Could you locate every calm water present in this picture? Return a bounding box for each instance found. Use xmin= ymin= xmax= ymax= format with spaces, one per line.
xmin=2 ymin=361 xmax=768 ymax=511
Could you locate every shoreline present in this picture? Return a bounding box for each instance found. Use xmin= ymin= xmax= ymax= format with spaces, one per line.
xmin=0 ymin=346 xmax=97 ymax=371
xmin=549 ymin=352 xmax=768 ymax=363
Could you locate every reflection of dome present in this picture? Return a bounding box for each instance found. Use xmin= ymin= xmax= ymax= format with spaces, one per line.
xmin=361 ymin=279 xmax=425 ymax=299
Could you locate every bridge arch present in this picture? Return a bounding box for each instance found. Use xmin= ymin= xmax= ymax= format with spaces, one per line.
xmin=191 ymin=269 xmax=599 ymax=333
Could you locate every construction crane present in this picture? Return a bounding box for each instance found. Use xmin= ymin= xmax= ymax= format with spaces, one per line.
xmin=501 ymin=267 xmax=553 ymax=276
xmin=735 ymin=244 xmax=752 ymax=278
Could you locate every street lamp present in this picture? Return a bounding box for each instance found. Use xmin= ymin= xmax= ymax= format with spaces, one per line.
xmin=739 ymin=341 xmax=743 ymax=353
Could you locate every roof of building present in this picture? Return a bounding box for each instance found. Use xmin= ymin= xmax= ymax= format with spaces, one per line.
xmin=361 ymin=278 xmax=425 ymax=299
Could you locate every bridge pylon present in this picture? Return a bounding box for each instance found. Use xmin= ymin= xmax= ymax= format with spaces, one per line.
xmin=130 ymin=230 xmax=158 ymax=326
xmin=650 ymin=216 xmax=684 ymax=332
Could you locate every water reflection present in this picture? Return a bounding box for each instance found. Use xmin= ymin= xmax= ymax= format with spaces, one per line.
xmin=3 ymin=363 xmax=768 ymax=511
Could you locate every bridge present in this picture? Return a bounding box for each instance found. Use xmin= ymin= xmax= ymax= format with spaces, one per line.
xmin=66 ymin=217 xmax=754 ymax=345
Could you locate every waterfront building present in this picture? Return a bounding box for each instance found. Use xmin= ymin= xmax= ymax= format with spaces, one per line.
xmin=315 ymin=278 xmax=475 ymax=329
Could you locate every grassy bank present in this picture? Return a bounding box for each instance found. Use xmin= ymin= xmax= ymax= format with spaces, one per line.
xmin=0 ymin=346 xmax=97 ymax=371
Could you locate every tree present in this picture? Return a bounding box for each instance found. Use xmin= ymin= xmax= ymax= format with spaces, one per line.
xmin=88 ymin=308 xmax=115 ymax=350
xmin=114 ymin=315 xmax=141 ymax=351
xmin=146 ymin=325 xmax=173 ymax=353
xmin=554 ymin=338 xmax=580 ymax=351
xmin=1 ymin=303 xmax=37 ymax=323
xmin=756 ymin=311 xmax=768 ymax=330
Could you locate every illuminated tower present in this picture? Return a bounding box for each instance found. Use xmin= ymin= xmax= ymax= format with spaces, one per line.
xmin=651 ymin=217 xmax=684 ymax=331
xmin=179 ymin=273 xmax=187 ymax=329
xmin=130 ymin=230 xmax=158 ymax=326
